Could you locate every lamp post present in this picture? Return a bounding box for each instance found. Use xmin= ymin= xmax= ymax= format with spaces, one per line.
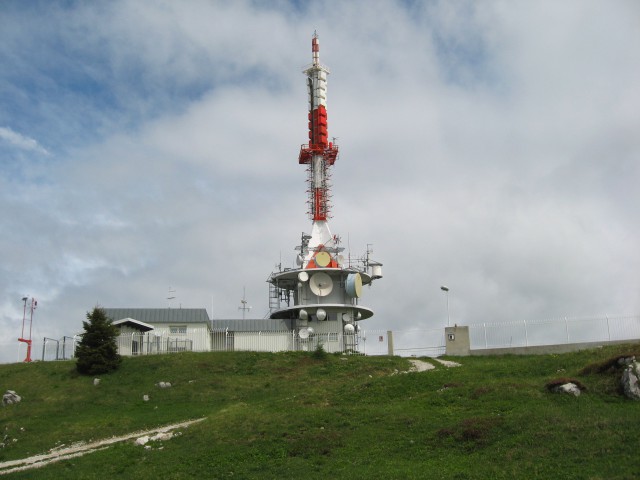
xmin=440 ymin=286 xmax=450 ymax=326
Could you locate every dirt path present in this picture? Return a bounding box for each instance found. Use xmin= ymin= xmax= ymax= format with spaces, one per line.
xmin=0 ymin=418 xmax=205 ymax=476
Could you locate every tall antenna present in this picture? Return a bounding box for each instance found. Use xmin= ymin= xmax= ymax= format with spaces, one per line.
xmin=18 ymin=296 xmax=36 ymax=362
xmin=239 ymin=287 xmax=252 ymax=320
xmin=298 ymin=33 xmax=339 ymax=222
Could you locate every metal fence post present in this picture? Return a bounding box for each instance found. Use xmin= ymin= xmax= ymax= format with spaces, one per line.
xmin=483 ymin=323 xmax=488 ymax=348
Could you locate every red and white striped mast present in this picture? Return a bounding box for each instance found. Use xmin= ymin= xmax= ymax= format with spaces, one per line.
xmin=298 ymin=32 xmax=339 ymax=267
xmin=18 ymin=296 xmax=36 ymax=362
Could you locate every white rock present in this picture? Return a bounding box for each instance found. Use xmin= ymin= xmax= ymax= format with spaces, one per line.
xmin=135 ymin=436 xmax=149 ymax=446
xmin=151 ymin=432 xmax=173 ymax=442
xmin=557 ymin=383 xmax=581 ymax=397
xmin=93 ymin=378 xmax=100 ymax=386
xmin=143 ymin=395 xmax=149 ymax=402
xmin=621 ymin=362 xmax=640 ymax=400
xmin=2 ymin=391 xmax=21 ymax=406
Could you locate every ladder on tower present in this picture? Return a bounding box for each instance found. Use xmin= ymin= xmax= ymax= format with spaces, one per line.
xmin=268 ymin=282 xmax=280 ymax=312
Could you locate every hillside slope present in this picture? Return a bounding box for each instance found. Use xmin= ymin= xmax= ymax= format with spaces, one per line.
xmin=1 ymin=346 xmax=639 ymax=479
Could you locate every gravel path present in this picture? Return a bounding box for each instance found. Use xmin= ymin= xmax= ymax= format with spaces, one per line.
xmin=0 ymin=418 xmax=205 ymax=476
xmin=408 ymin=359 xmax=436 ymax=372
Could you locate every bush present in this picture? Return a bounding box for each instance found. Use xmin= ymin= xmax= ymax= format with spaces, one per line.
xmin=312 ymin=343 xmax=327 ymax=360
xmin=76 ymin=307 xmax=121 ymax=375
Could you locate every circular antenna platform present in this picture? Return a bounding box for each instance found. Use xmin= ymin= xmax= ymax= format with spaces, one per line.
xmin=309 ymin=272 xmax=333 ymax=296
xmin=345 ymin=273 xmax=363 ymax=298
xmin=315 ymin=251 xmax=331 ymax=267
xmin=298 ymin=271 xmax=309 ymax=282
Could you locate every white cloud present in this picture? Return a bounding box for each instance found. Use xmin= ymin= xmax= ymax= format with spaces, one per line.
xmin=0 ymin=0 xmax=638 ymax=363
xmin=0 ymin=127 xmax=49 ymax=155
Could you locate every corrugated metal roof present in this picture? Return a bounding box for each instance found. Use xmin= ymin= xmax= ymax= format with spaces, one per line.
xmin=102 ymin=308 xmax=292 ymax=332
xmin=211 ymin=319 xmax=292 ymax=332
xmin=103 ymin=308 xmax=210 ymax=324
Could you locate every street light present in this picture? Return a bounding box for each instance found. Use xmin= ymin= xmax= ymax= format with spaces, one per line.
xmin=440 ymin=286 xmax=450 ymax=326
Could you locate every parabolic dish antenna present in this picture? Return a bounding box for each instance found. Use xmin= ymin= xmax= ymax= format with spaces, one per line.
xmin=345 ymin=272 xmax=363 ymax=298
xmin=298 ymin=271 xmax=309 ymax=282
xmin=315 ymin=251 xmax=331 ymax=267
xmin=299 ymin=327 xmax=310 ymax=340
xmin=309 ymin=272 xmax=333 ymax=296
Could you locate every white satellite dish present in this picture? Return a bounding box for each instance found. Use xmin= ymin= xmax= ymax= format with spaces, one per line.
xmin=344 ymin=323 xmax=355 ymax=334
xmin=316 ymin=308 xmax=327 ymax=321
xmin=298 ymin=271 xmax=309 ymax=282
xmin=299 ymin=328 xmax=310 ymax=340
xmin=309 ymin=272 xmax=333 ymax=296
xmin=299 ymin=309 xmax=308 ymax=320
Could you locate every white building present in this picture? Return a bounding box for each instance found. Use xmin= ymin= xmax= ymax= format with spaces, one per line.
xmin=104 ymin=308 xmax=212 ymax=355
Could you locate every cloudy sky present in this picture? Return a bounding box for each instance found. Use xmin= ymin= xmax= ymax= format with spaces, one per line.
xmin=1 ymin=0 xmax=639 ymax=362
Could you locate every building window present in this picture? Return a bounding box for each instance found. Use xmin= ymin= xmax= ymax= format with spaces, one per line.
xmin=170 ymin=325 xmax=187 ymax=335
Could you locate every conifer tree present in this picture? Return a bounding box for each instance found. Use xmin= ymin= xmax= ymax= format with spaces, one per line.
xmin=76 ymin=307 xmax=121 ymax=375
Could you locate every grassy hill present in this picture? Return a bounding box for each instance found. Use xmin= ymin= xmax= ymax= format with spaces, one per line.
xmin=1 ymin=345 xmax=639 ymax=479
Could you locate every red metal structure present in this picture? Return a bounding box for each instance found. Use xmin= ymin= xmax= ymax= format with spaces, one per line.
xmin=18 ymin=296 xmax=36 ymax=362
xmin=298 ymin=33 xmax=339 ymax=221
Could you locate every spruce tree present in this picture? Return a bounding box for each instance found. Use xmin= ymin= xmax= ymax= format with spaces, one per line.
xmin=76 ymin=307 xmax=122 ymax=375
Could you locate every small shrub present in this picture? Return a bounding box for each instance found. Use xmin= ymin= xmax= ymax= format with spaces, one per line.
xmin=312 ymin=343 xmax=328 ymax=360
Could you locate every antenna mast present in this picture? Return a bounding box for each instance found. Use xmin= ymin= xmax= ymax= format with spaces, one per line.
xmin=18 ymin=296 xmax=36 ymax=363
xmin=239 ymin=287 xmax=252 ymax=320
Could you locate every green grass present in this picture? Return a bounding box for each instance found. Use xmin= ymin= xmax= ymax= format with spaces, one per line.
xmin=1 ymin=345 xmax=640 ymax=479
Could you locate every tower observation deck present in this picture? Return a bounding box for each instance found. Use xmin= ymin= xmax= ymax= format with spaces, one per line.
xmin=267 ymin=33 xmax=383 ymax=352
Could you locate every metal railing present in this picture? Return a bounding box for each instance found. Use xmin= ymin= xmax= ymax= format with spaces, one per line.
xmin=468 ymin=315 xmax=640 ymax=350
xmin=42 ymin=336 xmax=79 ymax=361
xmin=5 ymin=315 xmax=638 ymax=365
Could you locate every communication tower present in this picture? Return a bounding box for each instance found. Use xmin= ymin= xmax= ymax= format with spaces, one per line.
xmin=267 ymin=33 xmax=383 ymax=352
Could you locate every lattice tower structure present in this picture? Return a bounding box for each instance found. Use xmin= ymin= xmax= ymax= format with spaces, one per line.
xmin=298 ymin=33 xmax=339 ymax=221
